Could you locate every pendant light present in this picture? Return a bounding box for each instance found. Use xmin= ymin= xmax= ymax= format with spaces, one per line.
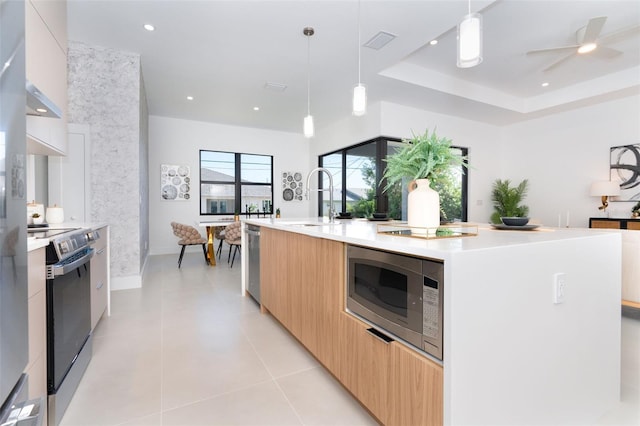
xmin=457 ymin=0 xmax=483 ymax=68
xmin=352 ymin=0 xmax=366 ymax=116
xmin=303 ymin=27 xmax=315 ymax=138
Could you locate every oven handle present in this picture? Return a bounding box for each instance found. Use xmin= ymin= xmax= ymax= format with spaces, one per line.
xmin=47 ymin=249 xmax=94 ymax=277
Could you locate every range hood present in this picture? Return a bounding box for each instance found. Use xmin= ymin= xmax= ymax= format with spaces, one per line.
xmin=26 ymin=80 xmax=62 ymax=118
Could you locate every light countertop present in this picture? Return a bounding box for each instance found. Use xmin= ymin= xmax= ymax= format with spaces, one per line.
xmin=244 ymin=217 xmax=612 ymax=261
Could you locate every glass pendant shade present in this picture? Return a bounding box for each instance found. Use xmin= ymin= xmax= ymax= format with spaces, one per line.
xmin=352 ymin=84 xmax=367 ymax=116
xmin=303 ymin=114 xmax=314 ymax=138
xmin=457 ymin=12 xmax=483 ymax=68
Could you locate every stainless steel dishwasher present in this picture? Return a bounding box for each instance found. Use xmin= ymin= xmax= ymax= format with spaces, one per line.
xmin=246 ymin=224 xmax=261 ymax=302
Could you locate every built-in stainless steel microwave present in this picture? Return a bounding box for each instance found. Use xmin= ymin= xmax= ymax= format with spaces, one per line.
xmin=346 ymin=245 xmax=444 ymax=360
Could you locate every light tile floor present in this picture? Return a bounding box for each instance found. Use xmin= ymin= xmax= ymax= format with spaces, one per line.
xmin=60 ymin=252 xmax=640 ymax=426
xmin=59 ymin=252 xmax=377 ymax=426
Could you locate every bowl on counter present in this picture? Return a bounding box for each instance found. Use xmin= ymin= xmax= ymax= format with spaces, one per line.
xmin=372 ymin=212 xmax=388 ymax=219
xmin=500 ymin=217 xmax=530 ymax=226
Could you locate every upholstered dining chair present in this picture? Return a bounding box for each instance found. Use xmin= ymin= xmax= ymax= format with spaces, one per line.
xmin=170 ymin=222 xmax=209 ymax=268
xmin=224 ymin=221 xmax=242 ymax=268
xmin=214 ymin=226 xmax=226 ymax=259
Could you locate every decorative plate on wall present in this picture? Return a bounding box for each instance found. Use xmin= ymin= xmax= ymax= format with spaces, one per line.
xmin=282 ymin=171 xmax=304 ymax=201
xmin=161 ymin=164 xmax=191 ymax=200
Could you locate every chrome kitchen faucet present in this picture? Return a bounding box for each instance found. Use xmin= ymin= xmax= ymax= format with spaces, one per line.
xmin=305 ymin=167 xmax=336 ymax=222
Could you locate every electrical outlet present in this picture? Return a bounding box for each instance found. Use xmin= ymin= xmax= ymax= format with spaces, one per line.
xmin=553 ymin=273 xmax=566 ymax=304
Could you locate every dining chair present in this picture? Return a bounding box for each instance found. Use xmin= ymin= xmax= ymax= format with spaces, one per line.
xmin=170 ymin=222 xmax=209 ymax=268
xmin=224 ymin=221 xmax=242 ymax=268
xmin=214 ymin=226 xmax=226 ymax=259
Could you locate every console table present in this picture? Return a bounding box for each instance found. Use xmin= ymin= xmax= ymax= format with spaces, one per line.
xmin=589 ymin=217 xmax=640 ymax=230
xmin=590 ymin=217 xmax=640 ymax=309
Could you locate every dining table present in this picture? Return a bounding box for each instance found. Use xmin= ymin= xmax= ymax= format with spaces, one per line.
xmin=198 ymin=218 xmax=236 ymax=266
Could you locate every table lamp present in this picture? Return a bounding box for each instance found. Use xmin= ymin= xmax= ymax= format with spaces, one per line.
xmin=590 ymin=180 xmax=621 ymax=212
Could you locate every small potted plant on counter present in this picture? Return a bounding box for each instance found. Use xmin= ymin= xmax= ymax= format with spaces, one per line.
xmin=490 ymin=179 xmax=530 ymax=225
xmin=32 ymin=212 xmax=44 ymax=225
xmin=632 ymin=201 xmax=640 ymax=218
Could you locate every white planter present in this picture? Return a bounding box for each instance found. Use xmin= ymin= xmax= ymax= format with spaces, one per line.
xmin=408 ymin=179 xmax=440 ymax=232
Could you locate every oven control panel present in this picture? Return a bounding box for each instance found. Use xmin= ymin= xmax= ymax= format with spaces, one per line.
xmin=49 ymin=230 xmax=90 ymax=263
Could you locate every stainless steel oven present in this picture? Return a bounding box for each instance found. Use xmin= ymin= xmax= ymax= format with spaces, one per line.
xmin=346 ymin=245 xmax=444 ymax=360
xmin=43 ymin=229 xmax=94 ymax=426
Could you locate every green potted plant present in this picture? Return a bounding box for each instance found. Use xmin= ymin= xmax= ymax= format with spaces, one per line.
xmin=382 ymin=128 xmax=468 ymax=230
xmin=32 ymin=212 xmax=44 ymax=225
xmin=275 ymin=207 xmax=281 ymax=218
xmin=490 ymin=179 xmax=529 ymax=225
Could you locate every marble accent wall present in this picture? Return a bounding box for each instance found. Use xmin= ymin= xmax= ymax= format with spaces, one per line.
xmin=139 ymin=74 xmax=149 ymax=265
xmin=68 ymin=42 xmax=147 ymax=281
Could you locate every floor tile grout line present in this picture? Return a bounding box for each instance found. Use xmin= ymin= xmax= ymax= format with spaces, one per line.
xmin=240 ymin=326 xmax=307 ymax=425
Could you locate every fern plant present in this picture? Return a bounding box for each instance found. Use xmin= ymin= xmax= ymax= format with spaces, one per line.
xmin=382 ymin=128 xmax=468 ymax=193
xmin=490 ymin=179 xmax=529 ymax=224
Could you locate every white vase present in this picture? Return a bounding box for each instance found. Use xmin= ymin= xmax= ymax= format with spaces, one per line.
xmin=408 ymin=179 xmax=440 ymax=232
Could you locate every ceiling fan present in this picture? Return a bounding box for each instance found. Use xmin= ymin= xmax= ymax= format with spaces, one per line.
xmin=526 ymin=16 xmax=640 ymax=72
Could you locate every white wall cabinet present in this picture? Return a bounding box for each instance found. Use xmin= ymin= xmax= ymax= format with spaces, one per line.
xmin=90 ymin=226 xmax=109 ymax=330
xmin=25 ymin=0 xmax=68 ymax=155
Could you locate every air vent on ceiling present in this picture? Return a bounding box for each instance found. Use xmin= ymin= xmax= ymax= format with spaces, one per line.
xmin=264 ymin=82 xmax=287 ymax=92
xmin=364 ymin=31 xmax=396 ymax=50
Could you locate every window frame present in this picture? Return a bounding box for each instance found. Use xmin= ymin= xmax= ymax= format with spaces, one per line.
xmin=199 ymin=149 xmax=274 ymax=216
xmin=318 ymin=136 xmax=468 ymax=221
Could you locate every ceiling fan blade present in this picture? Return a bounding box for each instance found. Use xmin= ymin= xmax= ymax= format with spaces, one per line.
xmin=527 ymin=45 xmax=579 ymax=55
xmin=599 ymin=24 xmax=640 ymax=45
xmin=543 ymin=52 xmax=575 ymax=73
xmin=582 ymin=16 xmax=607 ymax=43
xmin=591 ymin=45 xmax=623 ymax=59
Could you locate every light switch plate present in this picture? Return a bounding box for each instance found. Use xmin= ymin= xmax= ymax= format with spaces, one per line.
xmin=553 ymin=272 xmax=566 ymax=304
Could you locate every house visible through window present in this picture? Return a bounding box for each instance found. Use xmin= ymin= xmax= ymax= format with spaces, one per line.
xmin=200 ymin=150 xmax=273 ymax=215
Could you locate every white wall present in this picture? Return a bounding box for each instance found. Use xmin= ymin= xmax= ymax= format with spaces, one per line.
xmin=502 ymin=95 xmax=640 ymax=228
xmin=149 ymin=116 xmax=311 ymax=255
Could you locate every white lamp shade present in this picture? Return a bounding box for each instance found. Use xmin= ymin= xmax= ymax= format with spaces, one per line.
xmin=352 ymin=84 xmax=367 ymax=116
xmin=457 ymin=13 xmax=483 ymax=68
xmin=303 ymin=114 xmax=314 ymax=138
xmin=590 ymin=180 xmax=621 ymax=196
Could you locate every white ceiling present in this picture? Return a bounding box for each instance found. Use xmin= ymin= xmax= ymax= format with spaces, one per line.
xmin=67 ymin=0 xmax=640 ymax=134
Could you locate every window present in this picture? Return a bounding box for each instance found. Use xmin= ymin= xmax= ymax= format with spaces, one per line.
xmin=319 ymin=137 xmax=468 ymax=221
xmin=200 ymin=150 xmax=273 ymax=215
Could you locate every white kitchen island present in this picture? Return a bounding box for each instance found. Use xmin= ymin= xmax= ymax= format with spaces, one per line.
xmin=243 ymin=218 xmax=622 ymax=425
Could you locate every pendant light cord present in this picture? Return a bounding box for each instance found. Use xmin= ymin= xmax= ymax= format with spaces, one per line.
xmin=467 ymin=0 xmax=471 ymax=16
xmin=307 ymin=32 xmax=311 ymax=115
xmin=357 ymin=0 xmax=361 ymax=85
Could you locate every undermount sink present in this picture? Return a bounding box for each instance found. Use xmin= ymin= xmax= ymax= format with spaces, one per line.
xmin=279 ymin=221 xmax=342 ymax=227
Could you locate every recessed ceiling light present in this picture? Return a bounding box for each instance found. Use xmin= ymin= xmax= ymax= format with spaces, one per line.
xmin=186 ymin=96 xmax=194 ymax=100
xmin=541 ymin=82 xmax=549 ymax=87
xmin=36 ymin=108 xmax=47 ymax=113
xmin=429 ymin=39 xmax=438 ymax=46
xmin=143 ymin=24 xmax=155 ymax=32
xmin=253 ymin=106 xmax=260 ymax=111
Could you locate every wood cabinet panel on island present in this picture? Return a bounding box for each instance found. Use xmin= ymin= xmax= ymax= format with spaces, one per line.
xmin=260 ymin=227 xmax=443 ymax=425
xmin=260 ymin=228 xmax=342 ymax=370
